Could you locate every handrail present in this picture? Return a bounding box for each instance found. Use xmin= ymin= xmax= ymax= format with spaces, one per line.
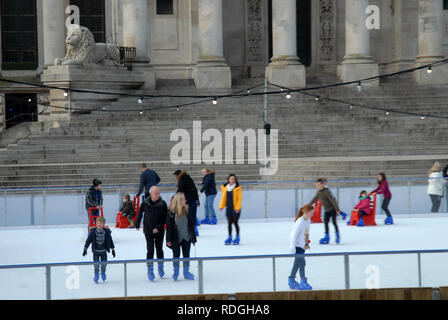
xmin=0 ymin=176 xmax=445 ymax=192
xmin=1 ymin=248 xmax=447 ymax=269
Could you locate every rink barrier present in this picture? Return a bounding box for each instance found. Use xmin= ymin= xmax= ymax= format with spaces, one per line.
xmin=2 ymin=175 xmax=447 ymax=225
xmin=0 ymin=248 xmax=447 ymax=300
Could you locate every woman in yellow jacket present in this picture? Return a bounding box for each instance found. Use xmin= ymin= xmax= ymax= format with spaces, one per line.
xmin=219 ymin=174 xmax=242 ymax=245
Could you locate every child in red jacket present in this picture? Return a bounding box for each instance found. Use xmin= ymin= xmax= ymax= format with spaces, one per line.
xmin=354 ymin=191 xmax=371 ymax=227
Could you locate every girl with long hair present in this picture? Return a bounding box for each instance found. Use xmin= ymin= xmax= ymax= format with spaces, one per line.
xmin=370 ymin=173 xmax=393 ymax=225
xmin=166 ymin=192 xmax=197 ymax=281
xmin=219 ymin=174 xmax=243 ymax=245
xmin=288 ymin=204 xmax=313 ymax=290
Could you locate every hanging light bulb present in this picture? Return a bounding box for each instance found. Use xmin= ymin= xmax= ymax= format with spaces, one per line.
xmin=63 ymin=90 xmax=68 ymax=97
xmin=349 ymin=105 xmax=353 ymax=109
xmin=102 ymin=107 xmax=107 ymax=111
xmin=28 ymin=98 xmax=32 ymax=102
xmin=420 ymin=116 xmax=425 ymax=120
xmin=357 ymin=81 xmax=363 ymax=92
xmin=315 ymin=97 xmax=319 ymax=101
xmin=247 ymin=90 xmax=251 ymax=93
xmin=212 ymin=98 xmax=218 ymax=105
xmin=138 ymin=96 xmax=143 ymax=104
xmin=140 ymin=111 xmax=143 ymax=115
xmin=286 ymin=92 xmax=292 ymax=99
xmin=385 ymin=111 xmax=390 ymax=115
xmin=176 ymin=106 xmax=179 ymax=111
xmin=427 ymin=66 xmax=432 ymax=74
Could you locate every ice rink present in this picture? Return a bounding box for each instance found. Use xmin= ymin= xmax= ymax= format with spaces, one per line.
xmin=1 ymin=214 xmax=448 ymax=300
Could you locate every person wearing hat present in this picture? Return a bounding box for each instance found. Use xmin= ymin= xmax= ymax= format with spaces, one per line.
xmin=86 ymin=178 xmax=103 ymax=225
xmin=173 ymin=170 xmax=200 ymax=236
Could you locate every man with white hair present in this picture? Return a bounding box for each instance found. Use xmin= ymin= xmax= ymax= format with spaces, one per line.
xmin=135 ymin=186 xmax=168 ymax=281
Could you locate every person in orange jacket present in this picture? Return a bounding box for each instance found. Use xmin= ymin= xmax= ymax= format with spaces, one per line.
xmin=219 ymin=174 xmax=242 ymax=245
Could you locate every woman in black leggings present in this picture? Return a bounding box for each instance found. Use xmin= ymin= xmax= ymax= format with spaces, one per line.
xmin=219 ymin=174 xmax=243 ymax=245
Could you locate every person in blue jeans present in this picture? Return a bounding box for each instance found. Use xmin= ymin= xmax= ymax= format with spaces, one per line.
xmin=288 ymin=204 xmax=314 ymax=291
xmin=199 ymin=168 xmax=217 ymax=225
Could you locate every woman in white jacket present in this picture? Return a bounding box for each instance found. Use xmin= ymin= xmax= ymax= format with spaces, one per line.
xmin=288 ymin=204 xmax=314 ymax=290
xmin=427 ymin=161 xmax=445 ymax=213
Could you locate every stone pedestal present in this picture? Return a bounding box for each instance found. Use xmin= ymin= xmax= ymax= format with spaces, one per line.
xmin=193 ymin=0 xmax=232 ymax=89
xmin=265 ymin=0 xmax=305 ymax=89
xmin=41 ymin=65 xmax=145 ymax=120
xmin=338 ymin=0 xmax=378 ymax=86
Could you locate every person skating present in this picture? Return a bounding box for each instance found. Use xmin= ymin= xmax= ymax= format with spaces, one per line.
xmin=288 ymin=204 xmax=313 ymax=290
xmin=85 ymin=178 xmax=103 ymax=227
xmin=310 ymin=178 xmax=341 ymax=244
xmin=136 ymin=163 xmax=161 ymax=200
xmin=219 ymin=174 xmax=243 ymax=245
xmin=370 ymin=173 xmax=393 ymax=225
xmin=199 ymin=168 xmax=218 ymax=225
xmin=135 ymin=186 xmax=168 ymax=281
xmin=166 ymin=192 xmax=197 ymax=281
xmin=83 ymin=216 xmax=115 ymax=284
xmin=173 ymin=170 xmax=200 ymax=236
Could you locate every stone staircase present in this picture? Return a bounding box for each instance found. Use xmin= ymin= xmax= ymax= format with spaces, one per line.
xmin=1 ymin=81 xmax=448 ymax=189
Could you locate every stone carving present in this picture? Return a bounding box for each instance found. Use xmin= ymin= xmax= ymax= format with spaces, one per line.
xmin=246 ymin=0 xmax=264 ymax=63
xmin=54 ymin=24 xmax=120 ymax=66
xmin=319 ymin=0 xmax=336 ymax=62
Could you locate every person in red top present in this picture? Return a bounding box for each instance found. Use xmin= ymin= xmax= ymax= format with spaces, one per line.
xmin=353 ymin=191 xmax=371 ymax=227
xmin=370 ymin=172 xmax=393 ymax=225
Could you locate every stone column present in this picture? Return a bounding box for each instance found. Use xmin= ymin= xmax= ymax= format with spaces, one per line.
xmin=265 ymin=0 xmax=305 ymax=88
xmin=414 ymin=0 xmax=447 ymax=84
xmin=338 ymin=0 xmax=378 ymax=86
xmin=193 ymin=0 xmax=231 ymax=89
xmin=42 ymin=0 xmax=66 ymax=66
xmin=121 ymin=0 xmax=155 ymax=88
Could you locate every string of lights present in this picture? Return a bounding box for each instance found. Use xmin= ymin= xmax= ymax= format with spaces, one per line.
xmin=1 ymin=58 xmax=448 ymax=117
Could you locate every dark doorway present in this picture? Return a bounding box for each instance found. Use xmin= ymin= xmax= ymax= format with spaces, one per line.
xmin=268 ymin=0 xmax=312 ymax=66
xmin=0 ymin=0 xmax=38 ymax=70
xmin=4 ymin=94 xmax=37 ymax=129
xmin=70 ymin=0 xmax=106 ymax=43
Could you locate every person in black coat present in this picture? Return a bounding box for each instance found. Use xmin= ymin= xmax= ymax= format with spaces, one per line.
xmin=136 ymin=163 xmax=161 ymax=199
xmin=173 ymin=170 xmax=200 ymax=235
xmin=166 ymin=192 xmax=197 ymax=281
xmin=85 ymin=179 xmax=103 ymax=228
xmin=199 ymin=168 xmax=218 ymax=225
xmin=119 ymin=194 xmax=135 ymax=227
xmin=443 ymin=160 xmax=448 ymax=209
xmin=135 ymin=186 xmax=168 ymax=281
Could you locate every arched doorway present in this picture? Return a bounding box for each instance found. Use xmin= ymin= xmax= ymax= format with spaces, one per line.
xmin=268 ymin=0 xmax=312 ymax=66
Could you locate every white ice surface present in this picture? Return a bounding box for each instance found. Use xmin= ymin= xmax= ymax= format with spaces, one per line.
xmin=1 ymin=214 xmax=448 ymax=300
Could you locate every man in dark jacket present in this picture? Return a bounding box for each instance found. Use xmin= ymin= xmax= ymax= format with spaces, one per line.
xmin=173 ymin=170 xmax=200 ymax=235
xmin=135 ymin=186 xmax=167 ymax=281
xmin=85 ymin=179 xmax=103 ymax=225
xmin=199 ymin=169 xmax=218 ymax=224
xmin=136 ymin=163 xmax=161 ymax=199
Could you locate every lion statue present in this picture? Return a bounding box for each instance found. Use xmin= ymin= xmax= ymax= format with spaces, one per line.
xmin=54 ymin=24 xmax=120 ymax=66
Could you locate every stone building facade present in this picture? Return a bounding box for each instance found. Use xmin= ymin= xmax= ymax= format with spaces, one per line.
xmin=1 ymin=0 xmax=448 ymax=131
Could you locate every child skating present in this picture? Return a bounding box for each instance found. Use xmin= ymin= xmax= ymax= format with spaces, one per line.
xmin=352 ymin=190 xmax=371 ymax=227
xmin=83 ymin=216 xmax=116 ymax=284
xmin=288 ymin=204 xmax=313 ymax=290
xmin=370 ymin=172 xmax=393 ymax=225
xmin=219 ymin=174 xmax=242 ymax=245
xmin=310 ymin=178 xmax=342 ymax=244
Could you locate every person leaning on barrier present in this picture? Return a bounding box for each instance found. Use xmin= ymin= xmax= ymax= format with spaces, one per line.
xmin=135 ymin=186 xmax=168 ymax=282
xmin=427 ymin=161 xmax=445 ymax=213
xmin=136 ymin=163 xmax=161 ymax=200
xmin=85 ymin=178 xmax=103 ymax=221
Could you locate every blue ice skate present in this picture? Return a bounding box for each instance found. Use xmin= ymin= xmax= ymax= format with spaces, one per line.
xmin=335 ymin=232 xmax=340 ymax=244
xmin=93 ymin=273 xmax=99 ymax=284
xmin=209 ymin=217 xmax=217 ymax=225
xmin=224 ymin=235 xmax=232 ymax=245
xmin=340 ymin=211 xmax=348 ymax=220
xmin=200 ymin=217 xmax=210 ymax=225
xmin=172 ymin=266 xmax=179 ymax=281
xmin=101 ymin=273 xmax=106 ymax=282
xmin=183 ymin=267 xmax=195 ymax=280
xmin=319 ymin=233 xmax=329 ymax=245
xmin=288 ymin=277 xmax=300 ymax=290
xmin=384 ymin=216 xmax=394 ymax=225
xmin=158 ymin=263 xmax=165 ymax=278
xmin=147 ymin=265 xmax=155 ymax=281
xmin=356 ymin=217 xmax=364 ymax=227
xmin=232 ymin=235 xmax=240 ymax=245
xmin=298 ymin=278 xmax=313 ymax=290
xmin=195 ymin=225 xmax=199 ymax=236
